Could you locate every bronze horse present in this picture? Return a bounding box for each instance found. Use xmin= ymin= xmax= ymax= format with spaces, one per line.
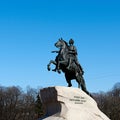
xmin=47 ymin=39 xmax=90 ymax=95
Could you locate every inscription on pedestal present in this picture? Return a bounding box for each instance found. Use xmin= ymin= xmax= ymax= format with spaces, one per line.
xmin=69 ymin=96 xmax=86 ymax=104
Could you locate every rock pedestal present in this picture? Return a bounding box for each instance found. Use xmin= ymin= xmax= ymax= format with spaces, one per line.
xmin=40 ymin=86 xmax=110 ymax=120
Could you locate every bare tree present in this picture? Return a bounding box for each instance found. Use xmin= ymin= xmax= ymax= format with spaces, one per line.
xmin=93 ymin=82 xmax=120 ymax=120
xmin=0 ymin=85 xmax=37 ymax=120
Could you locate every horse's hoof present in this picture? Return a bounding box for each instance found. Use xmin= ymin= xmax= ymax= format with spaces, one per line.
xmin=68 ymin=84 xmax=72 ymax=87
xmin=47 ymin=67 xmax=50 ymax=71
xmin=47 ymin=65 xmax=50 ymax=71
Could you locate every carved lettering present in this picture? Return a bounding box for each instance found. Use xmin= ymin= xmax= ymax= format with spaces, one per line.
xmin=69 ymin=96 xmax=86 ymax=104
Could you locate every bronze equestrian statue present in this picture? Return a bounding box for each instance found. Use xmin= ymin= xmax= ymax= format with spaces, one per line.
xmin=47 ymin=38 xmax=91 ymax=96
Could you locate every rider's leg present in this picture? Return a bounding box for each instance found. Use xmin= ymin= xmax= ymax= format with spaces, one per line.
xmin=67 ymin=58 xmax=72 ymax=69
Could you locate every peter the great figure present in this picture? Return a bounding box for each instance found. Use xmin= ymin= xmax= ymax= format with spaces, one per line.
xmin=47 ymin=38 xmax=91 ymax=96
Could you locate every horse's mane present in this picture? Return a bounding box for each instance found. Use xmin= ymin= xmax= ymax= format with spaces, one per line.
xmin=59 ymin=39 xmax=69 ymax=48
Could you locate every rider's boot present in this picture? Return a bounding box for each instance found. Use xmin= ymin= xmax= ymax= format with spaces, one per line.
xmin=66 ymin=58 xmax=71 ymax=69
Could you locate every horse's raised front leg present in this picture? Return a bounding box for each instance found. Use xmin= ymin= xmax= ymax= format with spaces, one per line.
xmin=47 ymin=60 xmax=56 ymax=71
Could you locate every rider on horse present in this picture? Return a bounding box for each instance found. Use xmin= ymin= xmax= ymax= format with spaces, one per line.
xmin=51 ymin=38 xmax=84 ymax=75
xmin=67 ymin=39 xmax=84 ymax=75
xmin=47 ymin=38 xmax=91 ymax=96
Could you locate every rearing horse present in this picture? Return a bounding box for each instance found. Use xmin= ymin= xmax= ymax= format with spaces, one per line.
xmin=47 ymin=39 xmax=90 ymax=95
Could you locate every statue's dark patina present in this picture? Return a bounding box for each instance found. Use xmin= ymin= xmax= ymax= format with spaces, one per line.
xmin=47 ymin=38 xmax=90 ymax=96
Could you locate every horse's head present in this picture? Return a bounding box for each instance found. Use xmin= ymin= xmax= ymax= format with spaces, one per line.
xmin=55 ymin=38 xmax=68 ymax=49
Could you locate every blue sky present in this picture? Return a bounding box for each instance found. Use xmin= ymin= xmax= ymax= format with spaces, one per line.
xmin=0 ymin=0 xmax=120 ymax=92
